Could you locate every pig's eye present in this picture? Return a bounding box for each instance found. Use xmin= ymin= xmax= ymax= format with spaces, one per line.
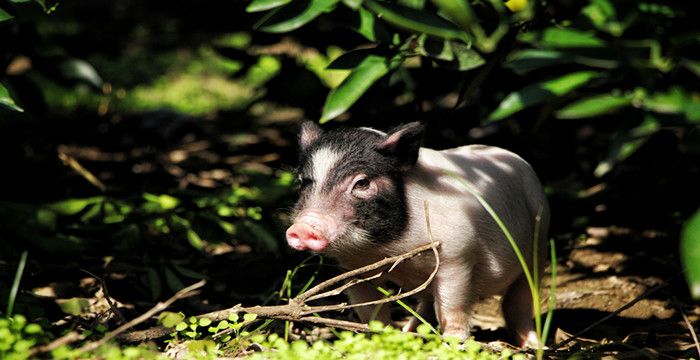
xmin=298 ymin=177 xmax=313 ymax=189
xmin=352 ymin=177 xmax=370 ymax=191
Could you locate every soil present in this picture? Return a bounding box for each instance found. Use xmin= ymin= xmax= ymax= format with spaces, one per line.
xmin=471 ymin=227 xmax=699 ymax=359
xmin=2 ymin=109 xmax=699 ymax=359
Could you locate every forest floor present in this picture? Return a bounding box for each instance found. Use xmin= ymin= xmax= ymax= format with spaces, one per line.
xmin=3 ymin=109 xmax=699 ymax=359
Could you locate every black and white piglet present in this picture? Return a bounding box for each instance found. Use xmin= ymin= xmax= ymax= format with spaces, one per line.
xmin=286 ymin=121 xmax=549 ymax=347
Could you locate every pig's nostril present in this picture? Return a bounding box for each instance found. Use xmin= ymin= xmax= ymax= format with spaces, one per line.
xmin=286 ymin=223 xmax=329 ymax=252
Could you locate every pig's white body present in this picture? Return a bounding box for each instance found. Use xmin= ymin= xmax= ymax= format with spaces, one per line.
xmin=287 ymin=122 xmax=549 ymax=346
xmin=336 ymin=145 xmax=549 ymax=346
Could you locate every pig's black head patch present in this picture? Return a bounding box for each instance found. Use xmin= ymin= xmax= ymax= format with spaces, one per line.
xmin=290 ymin=121 xmax=425 ymax=248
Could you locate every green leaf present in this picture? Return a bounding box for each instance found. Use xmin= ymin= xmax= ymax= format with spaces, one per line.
xmin=145 ymin=267 xmax=162 ymax=300
xmin=255 ymin=0 xmax=339 ymax=33
xmin=172 ymin=263 xmax=205 ymax=279
xmin=198 ymin=318 xmax=212 ymax=327
xmin=505 ymin=49 xmax=570 ymax=75
xmin=641 ymin=88 xmax=700 ymax=122
xmin=356 ymin=7 xmax=378 ymax=41
xmin=175 ymin=322 xmax=188 ymax=332
xmin=582 ymin=0 xmax=623 ymax=36
xmin=58 ymin=298 xmax=90 ymax=316
xmin=243 ymin=313 xmax=258 ymax=322
xmin=246 ymin=0 xmax=291 ymax=12
xmin=320 ymin=54 xmax=397 ymax=123
xmin=488 ymin=71 xmax=598 ymax=121
xmin=164 ymin=267 xmax=185 ymax=292
xmin=159 ymin=312 xmax=186 ymax=328
xmin=242 ymin=220 xmax=279 ymax=252
xmin=57 ymin=59 xmax=103 ymax=89
xmin=430 ymin=0 xmax=473 ymax=31
xmin=363 ymin=0 xmax=470 ymax=43
xmin=327 ymin=48 xmax=386 ymax=70
xmin=47 ymin=197 xmax=102 ymax=216
xmin=447 ymin=42 xmax=484 ymax=71
xmin=0 ymin=83 xmax=23 ymax=112
xmin=681 ymin=208 xmax=700 ymax=299
xmin=186 ymin=229 xmax=205 ymax=250
xmin=522 ymin=27 xmax=606 ymax=48
xmin=593 ymin=116 xmax=659 ymax=177
xmin=556 ymin=93 xmax=631 ymax=119
xmin=143 ymin=193 xmax=180 ymax=211
xmin=0 ymin=7 xmax=14 ymax=22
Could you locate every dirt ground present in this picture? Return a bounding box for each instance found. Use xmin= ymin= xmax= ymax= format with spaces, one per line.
xmin=470 ymin=226 xmax=699 ymax=359
xmin=5 ymin=110 xmax=699 ymax=359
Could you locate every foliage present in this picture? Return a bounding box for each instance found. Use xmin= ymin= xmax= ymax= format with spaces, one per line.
xmin=1 ymin=0 xmax=104 ymax=114
xmin=250 ymin=0 xmax=699 ymax=173
xmin=248 ymin=0 xmax=700 ymax=299
xmin=248 ymin=322 xmax=523 ymax=360
xmin=0 ymin=315 xmax=47 ymax=360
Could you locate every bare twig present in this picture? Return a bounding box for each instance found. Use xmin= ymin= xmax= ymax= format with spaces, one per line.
xmin=118 ymin=241 xmax=440 ymax=343
xmin=551 ymin=272 xmax=681 ymax=351
xmin=672 ymin=296 xmax=700 ymax=358
xmin=297 ymin=241 xmax=440 ymax=302
xmin=29 ymin=331 xmax=84 ymax=356
xmin=58 ymin=151 xmax=107 ymax=192
xmin=81 ymin=269 xmax=127 ymax=324
xmin=75 ymin=280 xmax=205 ymax=354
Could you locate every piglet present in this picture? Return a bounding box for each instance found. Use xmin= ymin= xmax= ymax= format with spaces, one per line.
xmin=286 ymin=121 xmax=549 ymax=347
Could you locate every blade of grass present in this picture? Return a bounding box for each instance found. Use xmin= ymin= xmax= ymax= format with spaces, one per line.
xmin=7 ymin=251 xmax=28 ymax=317
xmin=541 ymin=238 xmax=557 ymax=345
xmin=376 ymin=286 xmax=440 ymax=336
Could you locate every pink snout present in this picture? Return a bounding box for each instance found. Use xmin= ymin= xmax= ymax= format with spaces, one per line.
xmin=286 ymin=222 xmax=330 ymax=252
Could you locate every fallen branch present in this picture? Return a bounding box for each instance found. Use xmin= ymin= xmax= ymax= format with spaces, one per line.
xmin=29 ymin=331 xmax=84 ymax=356
xmin=75 ymin=280 xmax=205 ymax=354
xmin=118 ymin=241 xmax=441 ymax=343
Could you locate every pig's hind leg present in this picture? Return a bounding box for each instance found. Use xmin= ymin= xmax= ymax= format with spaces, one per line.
xmin=501 ymin=273 xmax=539 ymax=348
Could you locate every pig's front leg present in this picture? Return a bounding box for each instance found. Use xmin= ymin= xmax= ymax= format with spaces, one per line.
xmin=433 ymin=264 xmax=474 ymax=341
xmin=346 ymin=281 xmax=391 ymax=325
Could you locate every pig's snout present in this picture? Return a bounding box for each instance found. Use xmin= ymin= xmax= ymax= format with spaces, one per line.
xmin=286 ymin=223 xmax=329 ymax=252
xmin=286 ymin=212 xmax=340 ymax=252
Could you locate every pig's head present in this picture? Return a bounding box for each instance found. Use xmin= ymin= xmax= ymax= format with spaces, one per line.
xmin=286 ymin=121 xmax=424 ymax=254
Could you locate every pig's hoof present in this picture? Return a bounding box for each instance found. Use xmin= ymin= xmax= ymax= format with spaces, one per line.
xmin=520 ymin=331 xmax=545 ymax=349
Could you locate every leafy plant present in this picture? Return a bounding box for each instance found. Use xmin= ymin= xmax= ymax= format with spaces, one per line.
xmin=248 ymin=321 xmax=525 ymax=360
xmin=249 ymin=0 xmax=529 ymax=123
xmin=0 ymin=315 xmax=46 ymax=360
xmin=1 ymin=0 xmax=104 ymax=115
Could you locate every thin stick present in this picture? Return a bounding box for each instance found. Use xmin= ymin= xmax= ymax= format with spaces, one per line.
xmin=551 ymin=273 xmax=681 ymax=350
xmin=58 ymin=151 xmax=107 ymax=192
xmin=29 ymin=331 xmax=84 ymax=356
xmin=672 ymin=296 xmax=700 ymax=358
xmin=76 ymin=280 xmax=205 ymax=354
xmin=116 ymin=242 xmax=440 ymax=343
xmin=297 ymin=242 xmax=440 ymax=302
xmin=81 ymin=269 xmax=127 ymax=324
xmin=305 ymin=272 xmax=384 ymax=302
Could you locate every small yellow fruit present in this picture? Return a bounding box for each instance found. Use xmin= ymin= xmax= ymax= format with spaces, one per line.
xmin=505 ymin=0 xmax=528 ymax=12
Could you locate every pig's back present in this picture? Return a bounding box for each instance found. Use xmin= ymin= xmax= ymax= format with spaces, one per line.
xmin=401 ymin=145 xmax=549 ymax=296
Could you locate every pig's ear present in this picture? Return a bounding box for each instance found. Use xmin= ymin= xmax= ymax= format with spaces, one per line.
xmin=299 ymin=121 xmax=323 ymax=150
xmin=376 ymin=122 xmax=424 ymax=170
